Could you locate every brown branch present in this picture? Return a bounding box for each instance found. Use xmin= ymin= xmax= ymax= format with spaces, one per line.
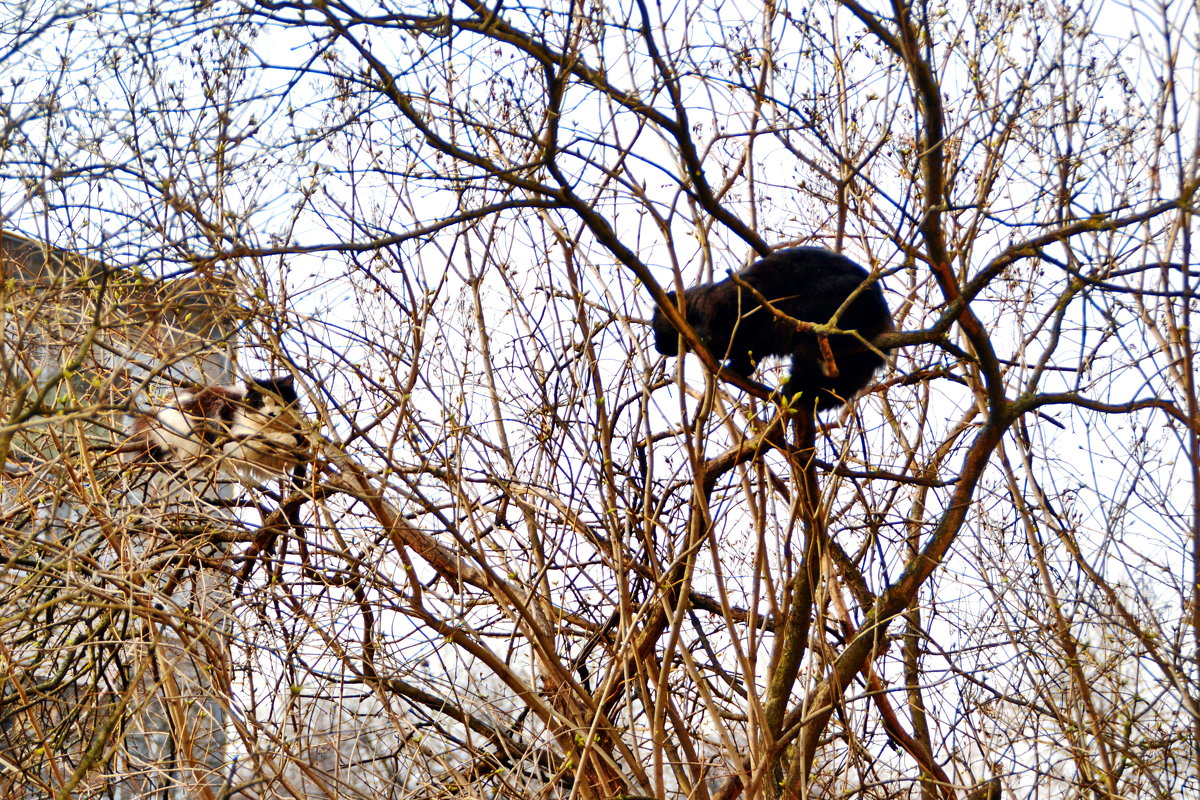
xmin=784 ymin=411 xmax=1012 ymax=793
xmin=828 ymin=572 xmax=956 ymax=800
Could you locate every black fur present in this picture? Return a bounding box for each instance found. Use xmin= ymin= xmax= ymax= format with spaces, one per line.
xmin=651 ymin=247 xmax=892 ymax=410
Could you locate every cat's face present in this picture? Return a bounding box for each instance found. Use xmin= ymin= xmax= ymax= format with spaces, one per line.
xmin=244 ymin=375 xmax=298 ymax=410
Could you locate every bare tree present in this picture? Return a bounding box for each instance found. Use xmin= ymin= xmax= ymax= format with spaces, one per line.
xmin=0 ymin=0 xmax=1197 ymax=798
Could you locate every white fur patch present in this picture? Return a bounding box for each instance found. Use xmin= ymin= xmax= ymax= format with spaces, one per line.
xmin=147 ymin=407 xmax=206 ymax=460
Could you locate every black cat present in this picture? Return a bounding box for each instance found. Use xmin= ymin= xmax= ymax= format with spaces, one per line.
xmin=652 ymin=247 xmax=892 ymax=410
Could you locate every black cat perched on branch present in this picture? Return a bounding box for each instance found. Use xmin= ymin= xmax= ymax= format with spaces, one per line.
xmin=651 ymin=247 xmax=893 ymax=411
